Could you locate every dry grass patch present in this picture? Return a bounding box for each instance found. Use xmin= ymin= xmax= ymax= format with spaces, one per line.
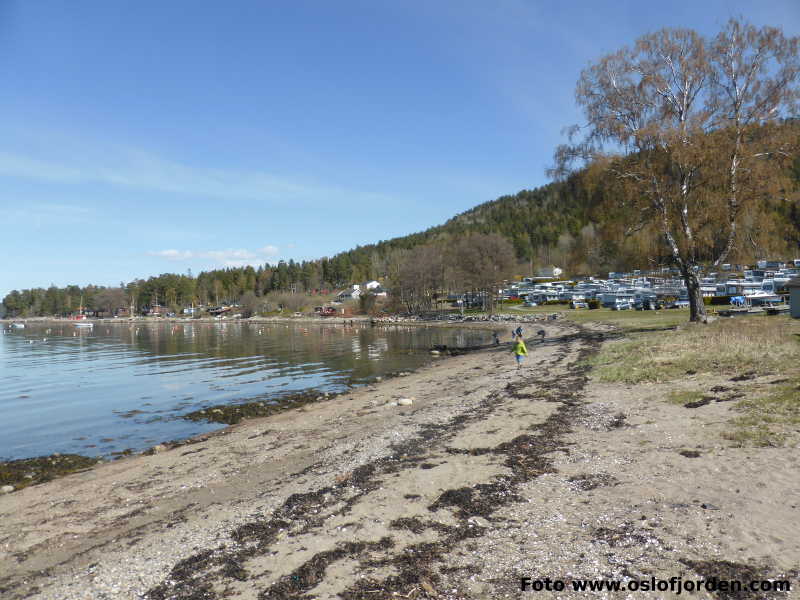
xmin=506 ymin=305 xmax=689 ymax=330
xmin=588 ymin=316 xmax=799 ymax=384
xmin=665 ymin=390 xmax=706 ymax=406
xmin=723 ymin=378 xmax=800 ymax=447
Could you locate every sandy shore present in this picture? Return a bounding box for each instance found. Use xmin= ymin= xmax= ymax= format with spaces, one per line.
xmin=1 ymin=320 xmax=798 ymax=599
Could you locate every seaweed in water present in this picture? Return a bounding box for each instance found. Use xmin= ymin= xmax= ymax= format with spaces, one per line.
xmin=0 ymin=454 xmax=100 ymax=490
xmin=183 ymin=390 xmax=341 ymax=425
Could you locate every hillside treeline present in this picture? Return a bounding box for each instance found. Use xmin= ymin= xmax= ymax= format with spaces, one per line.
xmin=2 ymin=259 xmax=354 ymax=317
xmin=4 ymin=151 xmax=799 ymax=317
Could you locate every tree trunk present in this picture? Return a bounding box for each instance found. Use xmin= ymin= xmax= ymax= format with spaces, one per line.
xmin=680 ymin=266 xmax=707 ymax=322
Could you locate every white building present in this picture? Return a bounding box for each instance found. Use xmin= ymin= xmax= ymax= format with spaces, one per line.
xmin=536 ymin=266 xmax=563 ymax=278
xmin=337 ymin=284 xmax=362 ymax=300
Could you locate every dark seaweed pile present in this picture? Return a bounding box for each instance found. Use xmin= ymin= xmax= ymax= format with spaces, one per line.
xmin=0 ymin=454 xmax=100 ymax=491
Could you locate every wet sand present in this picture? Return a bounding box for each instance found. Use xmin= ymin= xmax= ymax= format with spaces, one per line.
xmin=0 ymin=320 xmax=797 ymax=599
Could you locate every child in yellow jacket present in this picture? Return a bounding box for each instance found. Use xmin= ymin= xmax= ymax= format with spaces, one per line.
xmin=513 ymin=334 xmax=528 ymax=369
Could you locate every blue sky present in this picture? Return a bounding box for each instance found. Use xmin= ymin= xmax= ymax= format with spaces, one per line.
xmin=1 ymin=0 xmax=799 ymax=297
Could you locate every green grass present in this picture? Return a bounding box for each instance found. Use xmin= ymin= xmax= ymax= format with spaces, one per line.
xmin=574 ymin=312 xmax=800 ymax=447
xmin=586 ymin=315 xmax=800 ymax=384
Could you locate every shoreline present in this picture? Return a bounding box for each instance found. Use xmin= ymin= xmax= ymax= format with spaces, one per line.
xmin=0 ymin=319 xmax=558 ymax=589
xmin=1 ymin=310 xmax=558 ymax=327
xmin=0 ymin=320 xmax=527 ymax=491
xmin=2 ymin=319 xmax=798 ymax=599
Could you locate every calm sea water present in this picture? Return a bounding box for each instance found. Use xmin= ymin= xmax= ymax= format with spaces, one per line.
xmin=0 ymin=321 xmax=491 ymax=461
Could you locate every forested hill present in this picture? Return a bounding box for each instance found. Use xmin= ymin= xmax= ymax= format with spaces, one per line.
xmin=4 ymin=161 xmax=800 ymax=317
xmin=432 ymin=180 xmax=592 ymax=258
xmin=346 ymin=177 xmax=595 ymax=272
xmin=1 ymin=176 xmax=600 ymax=316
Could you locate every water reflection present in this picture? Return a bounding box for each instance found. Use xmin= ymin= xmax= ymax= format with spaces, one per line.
xmin=0 ymin=322 xmax=491 ymax=460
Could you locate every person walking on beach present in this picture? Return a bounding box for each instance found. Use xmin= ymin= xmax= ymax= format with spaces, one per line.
xmin=512 ymin=334 xmax=528 ymax=369
xmin=492 ymin=331 xmax=500 ymax=346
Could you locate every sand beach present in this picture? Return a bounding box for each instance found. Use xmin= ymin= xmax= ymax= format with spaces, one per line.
xmin=1 ymin=319 xmax=798 ymax=599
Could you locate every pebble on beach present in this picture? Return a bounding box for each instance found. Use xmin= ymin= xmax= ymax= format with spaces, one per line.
xmin=398 ymin=398 xmax=414 ymax=406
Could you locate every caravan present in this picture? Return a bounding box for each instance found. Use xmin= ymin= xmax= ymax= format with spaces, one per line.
xmin=761 ymin=278 xmax=791 ymax=295
xmin=600 ymin=290 xmax=636 ymax=310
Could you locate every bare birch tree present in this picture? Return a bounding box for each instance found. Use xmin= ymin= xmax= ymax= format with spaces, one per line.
xmin=708 ymin=21 xmax=800 ymax=265
xmin=553 ymin=18 xmax=799 ymax=322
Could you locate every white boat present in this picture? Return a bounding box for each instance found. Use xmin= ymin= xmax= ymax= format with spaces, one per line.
xmin=74 ymin=322 xmax=94 ymax=328
xmin=11 ymin=322 xmax=25 ymax=329
xmin=748 ymin=291 xmax=783 ymax=306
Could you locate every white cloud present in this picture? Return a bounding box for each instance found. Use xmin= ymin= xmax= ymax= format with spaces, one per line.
xmin=148 ymin=249 xmax=195 ymax=260
xmin=257 ymin=245 xmax=279 ymax=256
xmin=147 ymin=246 xmax=281 ymax=267
xmin=219 ymin=259 xmax=262 ymax=268
xmin=203 ymin=249 xmax=257 ymax=261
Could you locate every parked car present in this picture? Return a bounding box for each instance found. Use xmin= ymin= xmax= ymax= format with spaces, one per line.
xmin=664 ymin=300 xmax=690 ymax=309
xmin=611 ymin=302 xmax=633 ymax=310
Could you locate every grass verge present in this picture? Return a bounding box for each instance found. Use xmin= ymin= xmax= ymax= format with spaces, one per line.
xmin=586 ymin=316 xmax=799 ymax=384
xmin=501 ymin=304 xmax=690 ymax=331
xmin=723 ymin=378 xmax=800 ymax=447
xmin=583 ymin=313 xmax=799 ymax=447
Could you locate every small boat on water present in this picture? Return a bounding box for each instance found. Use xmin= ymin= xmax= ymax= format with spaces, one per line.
xmin=11 ymin=323 xmax=25 ymax=329
xmin=71 ymin=296 xmax=93 ymax=327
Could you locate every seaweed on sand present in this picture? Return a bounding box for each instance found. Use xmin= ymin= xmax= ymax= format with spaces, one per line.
xmin=0 ymin=454 xmax=100 ymax=491
xmin=182 ymin=390 xmax=339 ymax=425
xmin=680 ymin=559 xmax=796 ymax=599
xmin=144 ymin=325 xmax=604 ymax=600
